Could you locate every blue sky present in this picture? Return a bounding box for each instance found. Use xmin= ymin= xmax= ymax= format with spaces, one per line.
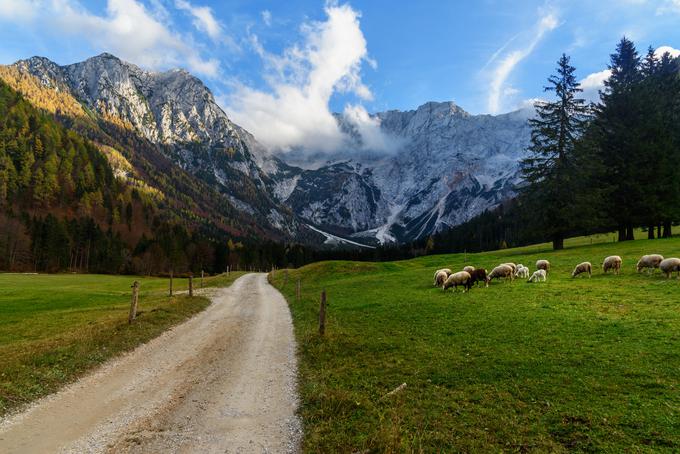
xmin=1 ymin=0 xmax=679 ymax=150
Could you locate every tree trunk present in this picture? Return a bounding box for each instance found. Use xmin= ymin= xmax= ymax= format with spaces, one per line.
xmin=626 ymin=224 xmax=635 ymax=241
xmin=618 ymin=225 xmax=627 ymax=242
xmin=648 ymin=224 xmax=655 ymax=240
xmin=553 ymin=235 xmax=564 ymax=250
xmin=658 ymin=223 xmax=662 ymax=239
xmin=663 ymin=220 xmax=672 ymax=238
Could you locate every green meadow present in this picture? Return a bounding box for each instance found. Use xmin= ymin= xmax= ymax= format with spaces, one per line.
xmin=270 ymin=235 xmax=680 ymax=452
xmin=0 ymin=271 xmax=243 ymax=416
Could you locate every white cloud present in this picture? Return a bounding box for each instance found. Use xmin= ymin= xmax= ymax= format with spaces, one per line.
xmin=577 ymin=45 xmax=680 ymax=104
xmin=579 ymin=69 xmax=611 ymax=103
xmin=655 ymin=45 xmax=680 ymax=58
xmin=261 ymin=9 xmax=272 ymax=27
xmin=342 ymin=104 xmax=398 ymax=151
xmin=657 ymin=0 xmax=680 ymax=14
xmin=225 ymin=3 xmax=380 ymax=152
xmin=487 ymin=12 xmax=558 ymax=114
xmin=0 ymin=0 xmax=39 ymax=20
xmin=0 ymin=0 xmax=220 ymax=78
xmin=174 ymin=0 xmax=221 ymax=41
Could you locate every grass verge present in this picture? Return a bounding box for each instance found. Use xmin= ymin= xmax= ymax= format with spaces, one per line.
xmin=271 ymin=236 xmax=680 ymax=452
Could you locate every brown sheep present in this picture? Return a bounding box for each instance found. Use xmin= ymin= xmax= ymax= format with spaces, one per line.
xmin=469 ymin=268 xmax=490 ymax=288
xmin=536 ymin=260 xmax=551 ymax=272
xmin=488 ymin=265 xmax=514 ymax=282
xmin=572 ymin=262 xmax=592 ymax=278
xmin=602 ymin=256 xmax=622 ymax=274
xmin=443 ymin=271 xmax=472 ymax=292
xmin=659 ymin=258 xmax=680 ymax=279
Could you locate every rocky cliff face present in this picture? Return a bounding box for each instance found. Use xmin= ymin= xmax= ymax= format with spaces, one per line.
xmin=270 ymin=102 xmax=532 ymax=244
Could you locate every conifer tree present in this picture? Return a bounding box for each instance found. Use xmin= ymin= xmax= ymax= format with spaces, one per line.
xmin=521 ymin=54 xmax=591 ymax=250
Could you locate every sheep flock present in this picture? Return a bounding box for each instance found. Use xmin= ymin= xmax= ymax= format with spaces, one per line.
xmin=434 ymin=254 xmax=680 ymax=292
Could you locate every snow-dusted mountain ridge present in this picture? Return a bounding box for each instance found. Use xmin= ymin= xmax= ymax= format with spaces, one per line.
xmin=270 ymin=101 xmax=533 ymax=244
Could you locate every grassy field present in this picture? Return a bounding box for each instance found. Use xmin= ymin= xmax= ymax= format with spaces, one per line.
xmin=270 ymin=235 xmax=680 ymax=452
xmin=0 ymin=271 xmax=244 ymax=416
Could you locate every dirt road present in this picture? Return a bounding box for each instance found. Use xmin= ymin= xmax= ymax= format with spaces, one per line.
xmin=0 ymin=273 xmax=301 ymax=453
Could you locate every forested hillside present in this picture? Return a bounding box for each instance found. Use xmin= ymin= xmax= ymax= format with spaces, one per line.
xmin=0 ymin=80 xmax=314 ymax=273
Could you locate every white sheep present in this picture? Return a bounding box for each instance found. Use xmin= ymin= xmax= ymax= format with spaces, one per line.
xmin=463 ymin=265 xmax=475 ymax=274
xmin=528 ymin=269 xmax=547 ymax=283
xmin=602 ymin=255 xmax=622 ymax=274
xmin=433 ymin=268 xmax=452 ymax=286
xmin=434 ymin=270 xmax=449 ymax=287
xmin=572 ymin=262 xmax=592 ymax=278
xmin=501 ymin=262 xmax=517 ymax=273
xmin=659 ymin=258 xmax=680 ymax=279
xmin=443 ymin=271 xmax=472 ymax=292
xmin=488 ymin=264 xmax=514 ymax=282
xmin=536 ymin=260 xmax=551 ymax=273
xmin=636 ymin=255 xmax=664 ymax=273
xmin=515 ymin=265 xmax=530 ymax=279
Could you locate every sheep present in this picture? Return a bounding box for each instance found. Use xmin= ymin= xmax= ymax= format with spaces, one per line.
xmin=602 ymin=255 xmax=622 ymax=274
xmin=536 ymin=260 xmax=551 ymax=273
xmin=636 ymin=254 xmax=664 ymax=273
xmin=443 ymin=271 xmax=472 ymax=292
xmin=515 ymin=265 xmax=530 ymax=279
xmin=659 ymin=258 xmax=680 ymax=279
xmin=463 ymin=265 xmax=475 ymax=274
xmin=572 ymin=261 xmax=592 ymax=278
xmin=469 ymin=268 xmax=490 ymax=287
xmin=528 ymin=269 xmax=547 ymax=283
xmin=434 ymin=270 xmax=449 ymax=287
xmin=488 ymin=264 xmax=514 ymax=282
xmin=433 ymin=268 xmax=452 ymax=286
xmin=501 ymin=262 xmax=517 ymax=273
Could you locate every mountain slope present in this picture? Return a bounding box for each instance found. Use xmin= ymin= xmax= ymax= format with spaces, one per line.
xmin=269 ymin=102 xmax=532 ymax=243
xmin=2 ymin=54 xmax=306 ymax=242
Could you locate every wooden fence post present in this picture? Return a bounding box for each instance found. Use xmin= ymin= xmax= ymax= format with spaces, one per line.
xmin=296 ymin=278 xmax=301 ymax=301
xmin=189 ymin=275 xmax=194 ymax=297
xmin=128 ymin=281 xmax=140 ymax=324
xmin=201 ymin=270 xmax=204 ymax=288
xmin=227 ymin=265 xmax=230 ymax=276
xmin=169 ymin=269 xmax=173 ymax=297
xmin=319 ymin=289 xmax=326 ymax=336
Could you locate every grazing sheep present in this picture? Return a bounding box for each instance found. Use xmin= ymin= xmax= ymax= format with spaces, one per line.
xmin=602 ymin=255 xmax=622 ymax=274
xmin=659 ymin=258 xmax=680 ymax=279
xmin=488 ymin=264 xmax=514 ymax=282
xmin=463 ymin=265 xmax=475 ymax=274
xmin=528 ymin=269 xmax=547 ymax=283
xmin=443 ymin=271 xmax=472 ymax=292
xmin=469 ymin=268 xmax=490 ymax=288
xmin=572 ymin=262 xmax=592 ymax=278
xmin=636 ymin=254 xmax=664 ymax=273
xmin=515 ymin=265 xmax=530 ymax=279
xmin=434 ymin=270 xmax=449 ymax=287
xmin=433 ymin=268 xmax=452 ymax=286
xmin=501 ymin=262 xmax=517 ymax=273
xmin=536 ymin=260 xmax=551 ymax=272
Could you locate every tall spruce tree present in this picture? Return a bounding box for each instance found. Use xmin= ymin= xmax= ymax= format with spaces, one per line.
xmin=593 ymin=37 xmax=642 ymax=241
xmin=521 ymin=54 xmax=591 ymax=250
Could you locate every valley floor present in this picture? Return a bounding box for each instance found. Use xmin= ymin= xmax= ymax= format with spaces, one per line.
xmin=271 ymin=235 xmax=680 ymax=452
